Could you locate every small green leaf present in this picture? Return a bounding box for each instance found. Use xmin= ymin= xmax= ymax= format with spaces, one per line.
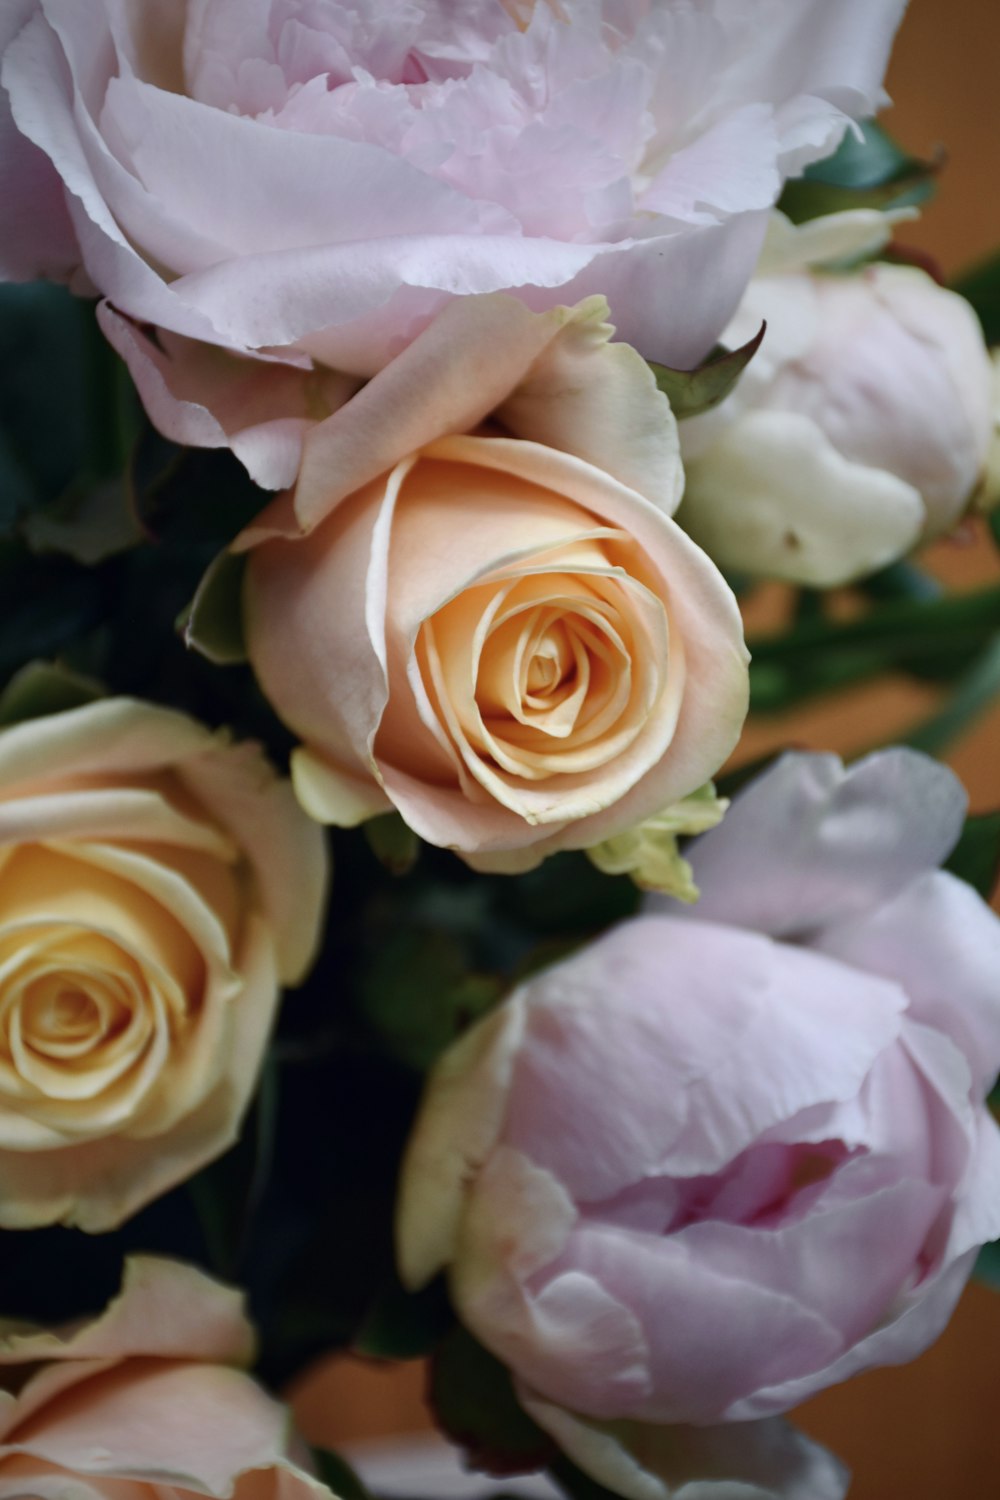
xmin=945 ymin=811 xmax=1000 ymax=901
xmin=354 ymin=1273 xmax=454 ymax=1360
xmin=903 ymin=634 xmax=1000 ymax=758
xmin=359 ymin=927 xmax=502 ymax=1073
xmin=129 ymin=424 xmax=268 ymax=548
xmin=648 ymin=323 xmax=765 ymax=419
xmin=365 ymin=813 xmax=420 ymax=876
xmin=431 ymin=1327 xmax=555 ymax=1476
xmin=23 ymin=479 xmax=142 ymax=565
xmin=975 ymin=1241 xmax=1000 ymax=1292
xmin=0 ymin=660 xmax=105 ymax=728
xmin=312 ymin=1448 xmax=375 ymax=1500
xmin=952 ymin=250 xmax=1000 ymax=345
xmin=182 ymin=550 xmax=248 ymax=665
xmin=779 ymin=119 xmax=939 ymax=225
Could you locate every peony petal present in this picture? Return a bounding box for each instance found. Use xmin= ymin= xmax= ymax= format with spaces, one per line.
xmin=518 ymin=1398 xmax=848 ymax=1500
xmin=398 ymin=997 xmax=526 ymax=1290
xmin=816 ymin=871 xmax=1000 ymax=1098
xmin=0 ymin=1 xmax=78 ymax=281
xmin=502 ymin=915 xmax=905 ymax=1196
xmin=98 ymin=304 xmax=357 ymax=491
xmin=678 ymin=409 xmax=925 ymax=587
xmin=680 ymin=749 xmax=968 ymax=940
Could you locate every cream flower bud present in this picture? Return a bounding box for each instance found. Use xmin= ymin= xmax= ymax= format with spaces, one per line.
xmin=680 ymin=214 xmax=996 ymax=586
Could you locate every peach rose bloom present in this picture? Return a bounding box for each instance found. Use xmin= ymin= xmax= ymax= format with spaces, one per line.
xmin=240 ymin=295 xmax=749 ymax=871
xmin=0 ymin=1255 xmax=330 ymax=1500
xmin=0 ymin=697 xmax=328 ymax=1230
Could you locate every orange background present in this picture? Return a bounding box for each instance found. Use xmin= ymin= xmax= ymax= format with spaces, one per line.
xmin=291 ymin=4 xmax=1000 ymax=1496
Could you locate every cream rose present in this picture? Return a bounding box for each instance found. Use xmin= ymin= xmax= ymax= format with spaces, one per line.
xmin=237 ymin=296 xmax=749 ymax=869
xmin=0 ymin=696 xmax=328 ymax=1230
xmin=0 ymin=1255 xmax=331 ymax=1500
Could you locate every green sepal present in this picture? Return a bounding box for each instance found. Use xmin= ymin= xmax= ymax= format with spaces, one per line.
xmin=952 ymin=250 xmax=1000 ymax=345
xmin=181 ymin=550 xmax=248 ymax=665
xmin=312 ymin=1448 xmax=375 ymax=1500
xmin=364 ymin=813 xmax=420 ymax=876
xmin=354 ymin=1272 xmax=454 ymax=1360
xmin=945 ymin=811 xmax=1000 ymax=901
xmin=430 ymin=1326 xmax=555 ymax=1477
xmin=359 ymin=927 xmax=502 ymax=1073
xmin=0 ymin=659 xmax=105 ymax=728
xmin=779 ymin=119 xmax=939 ymax=225
xmin=648 ymin=322 xmax=765 ymax=419
xmin=23 ymin=478 xmax=142 ymax=565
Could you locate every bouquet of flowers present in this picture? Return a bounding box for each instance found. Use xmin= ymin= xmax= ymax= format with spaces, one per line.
xmin=0 ymin=3 xmax=998 ymax=1498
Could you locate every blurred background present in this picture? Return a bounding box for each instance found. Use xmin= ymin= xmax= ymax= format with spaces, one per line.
xmin=290 ymin=4 xmax=1000 ymax=1495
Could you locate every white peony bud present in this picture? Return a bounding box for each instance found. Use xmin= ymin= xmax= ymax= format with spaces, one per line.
xmin=679 ymin=214 xmax=996 ymax=586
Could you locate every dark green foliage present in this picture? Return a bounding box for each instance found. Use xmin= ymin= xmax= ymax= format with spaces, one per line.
xmin=779 ymin=119 xmax=938 ymax=225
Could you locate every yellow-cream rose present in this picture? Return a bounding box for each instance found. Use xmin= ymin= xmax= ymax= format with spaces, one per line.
xmin=239 ymin=295 xmax=749 ymax=870
xmin=0 ymin=1255 xmax=331 ymax=1500
xmin=0 ymin=697 xmax=328 ymax=1230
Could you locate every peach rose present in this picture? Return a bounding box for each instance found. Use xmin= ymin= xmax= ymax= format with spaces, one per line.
xmin=0 ymin=1255 xmax=330 ymax=1500
xmin=239 ymin=295 xmax=749 ymax=870
xmin=0 ymin=696 xmax=328 ymax=1230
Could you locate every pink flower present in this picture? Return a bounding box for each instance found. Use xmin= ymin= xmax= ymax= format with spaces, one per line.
xmin=1 ymin=0 xmax=904 ymax=487
xmin=237 ymin=293 xmax=748 ymax=868
xmin=0 ymin=1255 xmax=329 ymax=1500
xmin=397 ymin=749 xmax=1000 ymax=1500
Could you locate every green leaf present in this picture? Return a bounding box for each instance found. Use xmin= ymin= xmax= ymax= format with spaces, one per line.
xmin=748 ymin=584 xmax=1000 ymax=713
xmin=945 ymin=811 xmax=1000 ymax=900
xmin=365 ymin=813 xmax=420 ymax=876
xmin=0 ymin=284 xmax=89 ymax=520
xmin=903 ymin=634 xmax=1000 ymax=758
xmin=779 ymin=120 xmax=938 ymax=226
xmin=430 ymin=1327 xmax=555 ymax=1476
xmin=0 ymin=543 xmax=107 ymax=686
xmin=312 ymin=1448 xmax=375 ymax=1500
xmin=129 ymin=423 xmax=268 ymax=548
xmin=181 ymin=550 xmax=248 ymax=665
xmin=648 ymin=323 xmax=765 ymax=419
xmin=22 ymin=479 xmax=142 ymax=565
xmin=952 ymin=250 xmax=1000 ymax=345
xmin=354 ymin=1272 xmax=454 ymax=1360
xmin=359 ymin=927 xmax=502 ymax=1073
xmin=0 ymin=660 xmax=105 ymax=728
xmin=975 ymin=1241 xmax=1000 ymax=1292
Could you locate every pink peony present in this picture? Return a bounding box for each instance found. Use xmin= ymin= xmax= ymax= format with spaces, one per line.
xmin=2 ymin=0 xmax=905 ymax=487
xmin=398 ymin=749 xmax=1000 ymax=1500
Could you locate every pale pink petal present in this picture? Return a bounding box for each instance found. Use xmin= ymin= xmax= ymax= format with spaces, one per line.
xmin=98 ymin=304 xmax=357 ymax=491
xmin=816 ymin=872 xmax=1000 ymax=1098
xmin=519 ymin=1398 xmax=848 ymax=1500
xmin=681 ymin=750 xmax=968 ymax=939
xmin=0 ymin=2 xmax=78 ymax=281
